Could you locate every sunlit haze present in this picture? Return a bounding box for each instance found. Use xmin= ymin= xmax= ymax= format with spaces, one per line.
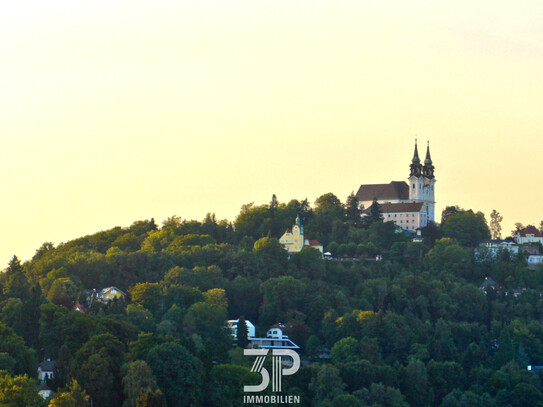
xmin=1 ymin=1 xmax=542 ymax=266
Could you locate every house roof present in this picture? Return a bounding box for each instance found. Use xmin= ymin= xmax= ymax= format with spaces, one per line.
xmin=73 ymin=302 xmax=88 ymax=313
xmin=356 ymin=181 xmax=409 ymax=203
xmin=363 ymin=202 xmax=424 ymax=214
xmin=518 ymin=225 xmax=542 ymax=237
xmin=307 ymin=240 xmax=322 ymax=246
xmin=39 ymin=360 xmax=55 ymax=372
xmin=480 ymin=277 xmax=500 ymax=291
xmin=269 ymin=323 xmax=287 ymax=330
xmin=101 ymin=286 xmax=126 ymax=296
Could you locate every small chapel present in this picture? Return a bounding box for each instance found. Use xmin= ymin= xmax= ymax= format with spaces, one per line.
xmin=279 ymin=216 xmax=324 ymax=254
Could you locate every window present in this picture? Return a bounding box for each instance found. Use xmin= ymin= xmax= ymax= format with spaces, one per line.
xmin=413 ymin=184 xmax=415 ymax=189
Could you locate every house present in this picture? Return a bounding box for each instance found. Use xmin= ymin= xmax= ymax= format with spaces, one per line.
xmin=279 ymin=216 xmax=323 ymax=254
xmin=38 ymin=382 xmax=54 ymax=399
xmin=515 ymin=225 xmax=543 ymax=245
xmin=100 ymin=286 xmax=127 ymax=302
xmin=528 ymin=255 xmax=543 ymax=270
xmin=475 ymin=240 xmax=519 ymax=261
xmin=227 ymin=319 xmax=256 ymax=339
xmin=86 ymin=286 xmax=127 ymax=304
xmin=248 ymin=323 xmax=299 ymax=350
xmin=356 ymin=140 xmax=436 ymax=231
xmin=38 ymin=359 xmax=55 ymax=381
xmin=480 ymin=277 xmax=501 ymax=294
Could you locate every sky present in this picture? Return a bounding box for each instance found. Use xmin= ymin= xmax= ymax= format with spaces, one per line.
xmin=1 ymin=1 xmax=542 ymax=267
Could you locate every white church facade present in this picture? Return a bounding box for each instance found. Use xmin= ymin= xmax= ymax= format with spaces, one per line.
xmin=356 ymin=141 xmax=436 ymax=232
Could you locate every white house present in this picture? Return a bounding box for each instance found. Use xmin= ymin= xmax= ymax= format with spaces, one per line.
xmin=248 ymin=323 xmax=299 ymax=350
xmin=227 ymin=319 xmax=256 ymax=338
xmin=37 ymin=359 xmax=55 ymax=382
xmin=475 ymin=240 xmax=519 ymax=261
xmin=528 ymin=255 xmax=543 ymax=269
xmin=38 ymin=382 xmax=54 ymax=400
xmin=515 ymin=226 xmax=543 ymax=245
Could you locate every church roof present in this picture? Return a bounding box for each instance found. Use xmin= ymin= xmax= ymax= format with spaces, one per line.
xmin=39 ymin=359 xmax=55 ymax=372
xmin=356 ymin=181 xmax=409 ymax=202
xmin=363 ymin=202 xmax=424 ymax=214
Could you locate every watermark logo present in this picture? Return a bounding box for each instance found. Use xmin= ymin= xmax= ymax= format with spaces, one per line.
xmin=243 ymin=349 xmax=301 ymax=404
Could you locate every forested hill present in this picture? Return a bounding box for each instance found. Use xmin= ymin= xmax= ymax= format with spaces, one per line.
xmin=0 ymin=193 xmax=542 ymax=407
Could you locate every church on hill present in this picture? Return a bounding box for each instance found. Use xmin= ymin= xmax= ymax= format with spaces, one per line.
xmin=356 ymin=141 xmax=436 ymax=232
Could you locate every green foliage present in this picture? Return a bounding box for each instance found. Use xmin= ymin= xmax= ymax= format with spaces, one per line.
xmin=49 ymin=379 xmax=89 ymax=407
xmin=0 ymin=322 xmax=37 ymax=376
xmin=122 ymin=361 xmax=157 ymax=407
xmin=146 ymin=342 xmax=204 ymax=407
xmin=441 ymin=208 xmax=490 ymax=247
xmin=0 ymin=370 xmax=46 ymax=407
xmin=2 ymin=200 xmax=543 ymax=406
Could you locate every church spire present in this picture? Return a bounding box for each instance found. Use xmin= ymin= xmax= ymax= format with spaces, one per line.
xmin=423 ymin=141 xmax=435 ymax=178
xmin=424 ymin=141 xmax=432 ymax=165
xmin=409 ymin=139 xmax=423 ymax=177
xmin=411 ymin=139 xmax=420 ymax=164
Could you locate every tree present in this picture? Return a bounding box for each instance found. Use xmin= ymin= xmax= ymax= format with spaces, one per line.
xmin=203 ymin=288 xmax=228 ymax=311
xmin=490 ymin=210 xmax=503 ymax=240
xmin=331 ymin=337 xmax=359 ymax=364
xmin=441 ymin=206 xmax=462 ymax=224
xmin=363 ymin=199 xmax=383 ymax=227
xmin=314 ymin=193 xmax=344 ymax=216
xmin=49 ymin=379 xmax=89 ymax=407
xmin=441 ymin=209 xmax=490 ymax=247
xmin=345 ymin=192 xmax=362 ymax=226
xmin=183 ymin=302 xmax=232 ymax=363
xmin=309 ymin=364 xmax=346 ymax=404
xmin=236 ymin=316 xmax=249 ymax=348
xmin=146 ymin=343 xmax=204 ymax=407
xmin=511 ymin=222 xmax=525 ymax=238
xmin=72 ymin=334 xmax=125 ymax=407
xmin=0 ymin=370 xmax=46 ymax=407
xmin=122 ymin=361 xmax=157 ymax=407
xmin=129 ymin=283 xmax=164 ymax=317
xmin=259 ymin=276 xmax=306 ymax=326
xmin=210 ymin=364 xmax=259 ymax=407
xmin=136 ymin=388 xmax=166 ymax=407
xmin=2 ymin=255 xmax=29 ymax=300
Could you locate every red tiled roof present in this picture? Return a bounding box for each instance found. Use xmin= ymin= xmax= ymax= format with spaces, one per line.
xmin=356 ymin=181 xmax=409 ymax=202
xmin=363 ymin=202 xmax=424 ymax=214
xmin=518 ymin=225 xmax=542 ymax=237
xmin=307 ymin=240 xmax=322 ymax=246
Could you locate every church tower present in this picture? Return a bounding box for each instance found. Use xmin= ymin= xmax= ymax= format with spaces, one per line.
xmin=408 ymin=140 xmax=436 ymax=222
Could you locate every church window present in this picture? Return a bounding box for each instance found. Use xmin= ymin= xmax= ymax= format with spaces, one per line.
xmin=413 ymin=184 xmax=415 ymax=189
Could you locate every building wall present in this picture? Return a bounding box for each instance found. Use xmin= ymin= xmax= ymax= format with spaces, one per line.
xmin=280 ymin=224 xmax=304 ymax=253
xmin=516 ymin=235 xmax=543 ymax=245
xmin=383 ymin=211 xmax=427 ymax=231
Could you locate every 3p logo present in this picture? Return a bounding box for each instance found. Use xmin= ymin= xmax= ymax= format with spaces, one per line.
xmin=244 ymin=349 xmax=300 ymax=393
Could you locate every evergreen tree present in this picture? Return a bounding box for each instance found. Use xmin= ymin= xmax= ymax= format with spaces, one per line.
xmin=363 ymin=199 xmax=383 ymax=227
xmin=237 ymin=316 xmax=249 ymax=348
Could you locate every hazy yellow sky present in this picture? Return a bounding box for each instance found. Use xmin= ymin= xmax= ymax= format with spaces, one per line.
xmin=1 ymin=1 xmax=542 ymax=266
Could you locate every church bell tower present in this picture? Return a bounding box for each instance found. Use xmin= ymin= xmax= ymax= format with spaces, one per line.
xmin=408 ymin=140 xmax=436 ymax=222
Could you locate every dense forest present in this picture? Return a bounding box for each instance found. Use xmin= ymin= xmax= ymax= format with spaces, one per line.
xmin=0 ymin=192 xmax=543 ymax=407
